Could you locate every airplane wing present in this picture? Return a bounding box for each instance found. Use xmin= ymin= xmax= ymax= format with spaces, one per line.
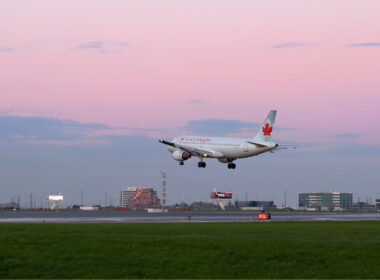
xmin=158 ymin=139 xmax=217 ymax=157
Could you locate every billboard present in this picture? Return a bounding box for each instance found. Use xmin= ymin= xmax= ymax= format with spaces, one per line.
xmin=48 ymin=195 xmax=63 ymax=201
xmin=210 ymin=192 xmax=232 ymax=199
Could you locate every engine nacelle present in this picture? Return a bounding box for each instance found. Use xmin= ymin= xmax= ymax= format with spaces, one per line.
xmin=172 ymin=150 xmax=191 ymax=161
xmin=218 ymin=158 xmax=232 ymax=163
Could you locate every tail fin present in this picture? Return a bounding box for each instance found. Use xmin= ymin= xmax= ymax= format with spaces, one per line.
xmin=254 ymin=110 xmax=277 ymax=142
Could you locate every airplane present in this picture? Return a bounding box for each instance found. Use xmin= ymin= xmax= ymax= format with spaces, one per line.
xmin=159 ymin=110 xmax=294 ymax=169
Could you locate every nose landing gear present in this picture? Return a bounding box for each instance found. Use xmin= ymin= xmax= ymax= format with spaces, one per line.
xmin=179 ymin=161 xmax=184 ymax=166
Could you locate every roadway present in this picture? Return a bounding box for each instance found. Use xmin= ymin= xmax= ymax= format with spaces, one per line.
xmin=0 ymin=211 xmax=379 ymax=223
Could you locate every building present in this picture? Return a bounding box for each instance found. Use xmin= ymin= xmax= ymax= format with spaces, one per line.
xmin=120 ymin=186 xmax=161 ymax=209
xmin=299 ymin=192 xmax=352 ymax=210
xmin=376 ymin=199 xmax=380 ymax=212
xmin=0 ymin=202 xmax=19 ymax=210
xmin=190 ymin=201 xmax=219 ymax=211
xmin=235 ymin=200 xmax=274 ymax=210
xmin=352 ymin=202 xmax=375 ymax=212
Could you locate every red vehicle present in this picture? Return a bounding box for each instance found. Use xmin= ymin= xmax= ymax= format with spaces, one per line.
xmin=258 ymin=212 xmax=271 ymax=220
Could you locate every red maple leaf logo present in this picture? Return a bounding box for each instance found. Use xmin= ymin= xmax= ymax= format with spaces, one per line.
xmin=262 ymin=122 xmax=272 ymax=136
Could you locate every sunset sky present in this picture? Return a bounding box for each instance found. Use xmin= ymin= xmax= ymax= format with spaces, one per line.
xmin=1 ymin=0 xmax=379 ymax=206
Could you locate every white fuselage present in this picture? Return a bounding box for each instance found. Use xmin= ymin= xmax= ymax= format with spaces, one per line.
xmin=168 ymin=136 xmax=277 ymax=160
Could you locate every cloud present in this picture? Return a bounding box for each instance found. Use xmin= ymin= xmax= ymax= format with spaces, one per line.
xmin=70 ymin=41 xmax=130 ymax=54
xmin=0 ymin=132 xmax=167 ymax=205
xmin=287 ymin=141 xmax=380 ymax=159
xmin=272 ymin=42 xmax=311 ymax=49
xmin=180 ymin=119 xmax=292 ymax=136
xmin=334 ymin=133 xmax=361 ymax=139
xmin=317 ymin=143 xmax=380 ymax=157
xmin=0 ymin=116 xmax=379 ymax=207
xmin=349 ymin=42 xmax=380 ymax=47
xmin=3 ymin=115 xmax=375 ymax=159
xmin=0 ymin=115 xmax=110 ymax=144
xmin=180 ymin=119 xmax=260 ymax=136
xmin=187 ymin=99 xmax=203 ymax=104
xmin=0 ymin=46 xmax=16 ymax=52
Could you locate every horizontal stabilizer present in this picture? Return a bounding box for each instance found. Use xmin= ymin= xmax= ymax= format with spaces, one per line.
xmin=247 ymin=140 xmax=276 ymax=148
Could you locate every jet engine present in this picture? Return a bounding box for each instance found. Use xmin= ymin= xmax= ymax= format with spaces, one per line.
xmin=172 ymin=150 xmax=191 ymax=161
xmin=218 ymin=158 xmax=232 ymax=163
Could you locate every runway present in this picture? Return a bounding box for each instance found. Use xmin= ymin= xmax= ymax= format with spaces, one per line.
xmin=0 ymin=210 xmax=379 ymax=223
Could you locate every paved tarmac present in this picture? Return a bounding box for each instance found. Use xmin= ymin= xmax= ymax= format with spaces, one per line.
xmin=0 ymin=210 xmax=379 ymax=223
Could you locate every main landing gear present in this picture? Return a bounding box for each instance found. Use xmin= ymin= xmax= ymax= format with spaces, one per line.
xmin=179 ymin=161 xmax=184 ymax=166
xmin=227 ymin=163 xmax=236 ymax=169
xmin=198 ymin=161 xmax=206 ymax=168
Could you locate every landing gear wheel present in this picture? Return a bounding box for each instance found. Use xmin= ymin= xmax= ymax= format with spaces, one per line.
xmin=179 ymin=161 xmax=184 ymax=166
xmin=228 ymin=163 xmax=236 ymax=169
xmin=198 ymin=162 xmax=206 ymax=168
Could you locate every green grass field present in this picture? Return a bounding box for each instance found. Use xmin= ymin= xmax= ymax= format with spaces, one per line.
xmin=0 ymin=221 xmax=379 ymax=279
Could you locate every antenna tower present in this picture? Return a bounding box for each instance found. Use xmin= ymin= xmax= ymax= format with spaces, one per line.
xmin=161 ymin=170 xmax=166 ymax=211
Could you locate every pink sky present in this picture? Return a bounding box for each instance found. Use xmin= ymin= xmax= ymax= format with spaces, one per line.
xmin=1 ymin=0 xmax=380 ymax=144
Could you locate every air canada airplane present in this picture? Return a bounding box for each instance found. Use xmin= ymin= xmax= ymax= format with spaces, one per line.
xmin=159 ymin=110 xmax=294 ymax=169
